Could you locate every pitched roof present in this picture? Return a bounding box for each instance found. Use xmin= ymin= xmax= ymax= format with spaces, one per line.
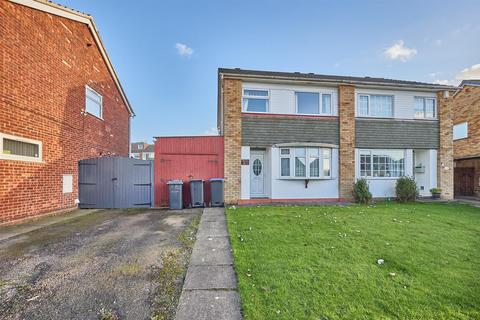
xmin=10 ymin=0 xmax=134 ymax=116
xmin=460 ymin=79 xmax=480 ymax=87
xmin=219 ymin=68 xmax=457 ymax=91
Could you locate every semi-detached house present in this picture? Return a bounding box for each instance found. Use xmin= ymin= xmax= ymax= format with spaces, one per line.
xmin=217 ymin=68 xmax=455 ymax=204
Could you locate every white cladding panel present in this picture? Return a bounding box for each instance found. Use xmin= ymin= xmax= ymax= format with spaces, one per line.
xmin=243 ymin=82 xmax=338 ymax=116
xmin=355 ymin=88 xmax=437 ymax=119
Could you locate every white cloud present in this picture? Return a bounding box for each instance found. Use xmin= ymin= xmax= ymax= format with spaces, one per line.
xmin=434 ymin=39 xmax=443 ymax=46
xmin=204 ymin=127 xmax=218 ymax=136
xmin=175 ymin=43 xmax=194 ymax=57
xmin=456 ymin=64 xmax=480 ymax=80
xmin=384 ymin=40 xmax=417 ymax=62
xmin=433 ymin=79 xmax=456 ymax=85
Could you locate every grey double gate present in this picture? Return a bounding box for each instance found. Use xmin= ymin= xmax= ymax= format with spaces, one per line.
xmin=78 ymin=157 xmax=154 ymax=209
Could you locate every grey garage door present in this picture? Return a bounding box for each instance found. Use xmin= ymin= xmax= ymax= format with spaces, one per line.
xmin=78 ymin=157 xmax=154 ymax=209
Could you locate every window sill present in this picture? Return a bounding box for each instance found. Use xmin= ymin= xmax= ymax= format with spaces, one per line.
xmin=0 ymin=155 xmax=43 ymax=163
xmin=278 ymin=177 xmax=333 ymax=180
xmin=361 ymin=177 xmax=402 ymax=180
xmin=86 ymin=112 xmax=104 ymax=121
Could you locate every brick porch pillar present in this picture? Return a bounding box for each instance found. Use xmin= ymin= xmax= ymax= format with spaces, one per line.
xmin=338 ymin=85 xmax=356 ymax=201
xmin=437 ymin=91 xmax=454 ymax=200
xmin=223 ymin=78 xmax=242 ymax=204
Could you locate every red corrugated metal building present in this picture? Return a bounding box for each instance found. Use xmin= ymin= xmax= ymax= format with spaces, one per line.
xmin=154 ymin=136 xmax=224 ymax=207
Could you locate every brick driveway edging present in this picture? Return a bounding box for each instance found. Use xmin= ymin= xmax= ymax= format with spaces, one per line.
xmin=175 ymin=207 xmax=242 ymax=320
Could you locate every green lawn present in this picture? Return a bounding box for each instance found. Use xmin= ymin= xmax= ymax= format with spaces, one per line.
xmin=226 ymin=203 xmax=480 ymax=320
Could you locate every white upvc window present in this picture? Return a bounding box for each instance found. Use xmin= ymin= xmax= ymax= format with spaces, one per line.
xmin=414 ymin=97 xmax=436 ymax=119
xmin=359 ymin=149 xmax=405 ymax=179
xmin=295 ymin=92 xmax=332 ymax=115
xmin=85 ymin=85 xmax=103 ymax=119
xmin=280 ymin=147 xmax=332 ymax=179
xmin=453 ymin=122 xmax=468 ymax=140
xmin=0 ymin=132 xmax=42 ymax=162
xmin=242 ymin=89 xmax=269 ymax=113
xmin=358 ymin=94 xmax=394 ymax=118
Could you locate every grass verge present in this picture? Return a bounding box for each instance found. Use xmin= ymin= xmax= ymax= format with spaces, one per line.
xmin=227 ymin=202 xmax=480 ymax=320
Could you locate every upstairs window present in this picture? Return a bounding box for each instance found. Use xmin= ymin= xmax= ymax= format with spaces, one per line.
xmin=85 ymin=85 xmax=103 ymax=119
xmin=0 ymin=133 xmax=42 ymax=162
xmin=453 ymin=122 xmax=468 ymax=140
xmin=243 ymin=89 xmax=269 ymax=112
xmin=296 ymin=92 xmax=333 ymax=115
xmin=414 ymin=97 xmax=436 ymax=118
xmin=280 ymin=147 xmax=332 ymax=179
xmin=358 ymin=94 xmax=393 ymax=117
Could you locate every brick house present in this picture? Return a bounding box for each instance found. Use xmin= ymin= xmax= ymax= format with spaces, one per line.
xmin=217 ymin=68 xmax=455 ymax=204
xmin=452 ymin=80 xmax=480 ymax=197
xmin=130 ymin=142 xmax=154 ymax=160
xmin=0 ymin=0 xmax=134 ymax=224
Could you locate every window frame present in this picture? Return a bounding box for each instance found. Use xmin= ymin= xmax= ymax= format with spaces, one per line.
xmin=242 ymin=88 xmax=270 ymax=113
xmin=295 ymin=91 xmax=333 ymax=116
xmin=358 ymin=149 xmax=406 ymax=180
xmin=414 ymin=96 xmax=437 ymax=119
xmin=85 ymin=85 xmax=103 ymax=120
xmin=357 ymin=94 xmax=394 ymax=118
xmin=278 ymin=147 xmax=332 ymax=180
xmin=0 ymin=132 xmax=43 ymax=163
xmin=453 ymin=122 xmax=468 ymax=140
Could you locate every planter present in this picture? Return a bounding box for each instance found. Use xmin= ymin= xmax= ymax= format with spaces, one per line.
xmin=431 ymin=193 xmax=441 ymax=199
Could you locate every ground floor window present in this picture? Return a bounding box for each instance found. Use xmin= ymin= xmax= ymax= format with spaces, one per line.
xmin=360 ymin=149 xmax=405 ymax=178
xmin=280 ymin=147 xmax=331 ymax=179
xmin=0 ymin=132 xmax=42 ymax=162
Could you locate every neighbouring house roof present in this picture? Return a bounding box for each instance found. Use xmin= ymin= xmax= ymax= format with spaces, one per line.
xmin=10 ymin=0 xmax=134 ymax=116
xmin=130 ymin=142 xmax=148 ymax=153
xmin=144 ymin=145 xmax=154 ymax=153
xmin=459 ymin=79 xmax=480 ymax=87
xmin=218 ymin=68 xmax=458 ymax=91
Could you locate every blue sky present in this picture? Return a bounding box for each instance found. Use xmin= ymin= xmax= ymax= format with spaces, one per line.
xmin=60 ymin=0 xmax=480 ymax=143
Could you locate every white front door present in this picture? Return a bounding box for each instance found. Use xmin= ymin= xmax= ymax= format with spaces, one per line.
xmin=250 ymin=152 xmax=265 ymax=197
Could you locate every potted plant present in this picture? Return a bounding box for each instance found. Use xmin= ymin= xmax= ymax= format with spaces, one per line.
xmin=430 ymin=188 xmax=442 ymax=199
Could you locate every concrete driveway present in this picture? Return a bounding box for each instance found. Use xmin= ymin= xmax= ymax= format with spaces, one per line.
xmin=0 ymin=208 xmax=201 ymax=320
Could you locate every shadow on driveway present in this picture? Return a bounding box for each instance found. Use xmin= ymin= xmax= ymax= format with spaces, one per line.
xmin=0 ymin=208 xmax=201 ymax=320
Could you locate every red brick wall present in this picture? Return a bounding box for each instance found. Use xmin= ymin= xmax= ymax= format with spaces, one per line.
xmin=0 ymin=2 xmax=130 ymax=223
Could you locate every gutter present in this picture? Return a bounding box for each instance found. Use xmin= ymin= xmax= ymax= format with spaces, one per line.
xmin=219 ymin=72 xmax=459 ymax=92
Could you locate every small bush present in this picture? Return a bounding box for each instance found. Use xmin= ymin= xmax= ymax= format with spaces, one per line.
xmin=353 ymin=178 xmax=372 ymax=204
xmin=395 ymin=176 xmax=418 ymax=202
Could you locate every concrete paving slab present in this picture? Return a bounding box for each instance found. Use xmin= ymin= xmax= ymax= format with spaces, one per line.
xmin=184 ymin=265 xmax=237 ymax=290
xmin=190 ymin=244 xmax=233 ymax=266
xmin=200 ymin=213 xmax=226 ymax=223
xmin=175 ymin=290 xmax=242 ymax=320
xmin=196 ymin=221 xmax=229 ymax=238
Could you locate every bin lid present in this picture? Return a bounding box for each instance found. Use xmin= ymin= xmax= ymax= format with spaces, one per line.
xmin=209 ymin=178 xmax=224 ymax=182
xmin=189 ymin=179 xmax=204 ymax=182
xmin=167 ymin=180 xmax=183 ymax=185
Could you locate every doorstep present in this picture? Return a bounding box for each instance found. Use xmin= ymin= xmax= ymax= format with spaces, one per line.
xmin=175 ymin=207 xmax=242 ymax=320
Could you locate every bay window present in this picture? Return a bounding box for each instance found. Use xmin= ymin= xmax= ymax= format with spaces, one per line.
xmin=243 ymin=89 xmax=269 ymax=112
xmin=358 ymin=94 xmax=393 ymax=117
xmin=360 ymin=150 xmax=405 ymax=178
xmin=280 ymin=147 xmax=332 ymax=179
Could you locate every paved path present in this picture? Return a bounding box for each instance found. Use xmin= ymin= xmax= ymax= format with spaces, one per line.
xmin=175 ymin=207 xmax=242 ymax=320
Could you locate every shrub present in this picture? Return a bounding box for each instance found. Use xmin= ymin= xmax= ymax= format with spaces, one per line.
xmin=430 ymin=188 xmax=442 ymax=194
xmin=353 ymin=178 xmax=372 ymax=204
xmin=395 ymin=176 xmax=418 ymax=202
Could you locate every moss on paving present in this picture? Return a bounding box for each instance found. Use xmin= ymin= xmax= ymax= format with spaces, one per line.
xmin=227 ymin=202 xmax=480 ymax=320
xmin=151 ymin=216 xmax=200 ymax=320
